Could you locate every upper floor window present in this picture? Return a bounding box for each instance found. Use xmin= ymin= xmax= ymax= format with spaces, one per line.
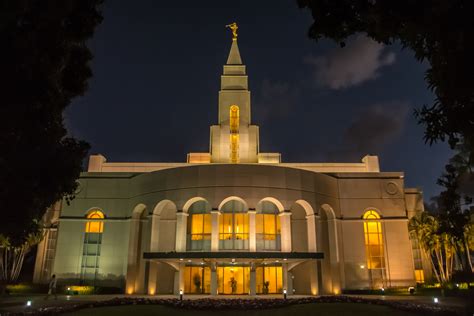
xmin=219 ymin=200 xmax=248 ymax=250
xmin=187 ymin=201 xmax=212 ymax=251
xmin=256 ymin=201 xmax=281 ymax=251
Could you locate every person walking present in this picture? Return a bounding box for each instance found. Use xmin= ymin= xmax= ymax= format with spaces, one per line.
xmin=44 ymin=274 xmax=58 ymax=300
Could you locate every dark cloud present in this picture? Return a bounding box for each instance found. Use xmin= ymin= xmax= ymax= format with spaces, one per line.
xmin=305 ymin=35 xmax=395 ymax=89
xmin=327 ymin=102 xmax=410 ymax=161
xmin=253 ymin=79 xmax=300 ymax=122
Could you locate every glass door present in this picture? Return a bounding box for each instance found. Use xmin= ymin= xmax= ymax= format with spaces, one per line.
xmin=217 ymin=266 xmax=250 ymax=294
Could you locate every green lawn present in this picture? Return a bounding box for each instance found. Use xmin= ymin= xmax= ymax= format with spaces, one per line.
xmin=64 ymin=303 xmax=421 ymax=316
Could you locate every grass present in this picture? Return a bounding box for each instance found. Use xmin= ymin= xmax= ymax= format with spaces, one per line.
xmin=64 ymin=302 xmax=422 ymax=316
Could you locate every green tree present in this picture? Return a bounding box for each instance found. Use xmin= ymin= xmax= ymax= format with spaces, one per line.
xmin=0 ymin=0 xmax=103 ymax=288
xmin=297 ymin=0 xmax=474 ymax=163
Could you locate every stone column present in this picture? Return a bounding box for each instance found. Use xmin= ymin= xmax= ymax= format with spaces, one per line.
xmin=147 ymin=214 xmax=160 ymax=295
xmin=249 ymin=262 xmax=256 ymax=296
xmin=126 ymin=217 xmax=140 ymax=294
xmin=175 ymin=263 xmax=185 ymax=295
xmin=282 ymin=263 xmax=291 ymax=295
xmin=211 ymin=210 xmax=221 ymax=251
xmin=306 ymin=214 xmax=319 ymax=295
xmin=309 ymin=260 xmax=319 ymax=295
xmin=175 ymin=212 xmax=188 ymax=252
xmin=279 ymin=211 xmax=292 ymax=252
xmin=306 ymin=214 xmax=317 ymax=252
xmin=248 ymin=210 xmax=256 ymax=252
xmin=210 ymin=262 xmax=218 ymax=295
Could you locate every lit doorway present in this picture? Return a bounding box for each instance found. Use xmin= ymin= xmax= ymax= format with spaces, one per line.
xmin=256 ymin=266 xmax=283 ymax=294
xmin=217 ymin=266 xmax=250 ymax=294
xmin=184 ymin=266 xmax=211 ymax=294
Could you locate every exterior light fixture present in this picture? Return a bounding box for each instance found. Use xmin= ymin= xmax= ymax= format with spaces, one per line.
xmin=360 ymin=264 xmax=365 ymax=269
xmin=433 ymin=297 xmax=439 ymax=304
xmin=408 ymin=286 xmax=415 ymax=294
xmin=67 ymin=287 xmax=70 ymax=291
xmin=283 ymin=258 xmax=287 ymax=261
xmin=180 ymin=258 xmax=183 ymax=261
xmin=276 ymin=260 xmax=279 ymax=263
xmin=26 ymin=300 xmax=32 ymax=307
xmin=232 ymin=258 xmax=235 ymax=263
xmin=381 ymin=287 xmax=385 ymax=292
xmin=201 ymin=262 xmax=204 ymax=265
xmin=283 ymin=289 xmax=287 ymax=300
xmin=179 ymin=289 xmax=183 ymax=301
xmin=188 ymin=259 xmax=192 ymax=263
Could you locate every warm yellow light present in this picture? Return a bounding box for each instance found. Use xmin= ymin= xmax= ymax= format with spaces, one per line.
xmin=415 ymin=269 xmax=425 ymax=283
xmin=363 ymin=210 xmax=384 ymax=272
xmin=229 ymin=105 xmax=240 ymax=163
xmin=85 ymin=210 xmax=104 ymax=233
xmin=127 ymin=287 xmax=134 ymax=295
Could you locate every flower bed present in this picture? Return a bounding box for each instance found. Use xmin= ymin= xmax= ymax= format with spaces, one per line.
xmin=4 ymin=295 xmax=460 ymax=316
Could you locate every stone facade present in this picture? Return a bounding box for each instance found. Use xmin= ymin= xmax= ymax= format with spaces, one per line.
xmin=34 ymin=38 xmax=426 ymax=296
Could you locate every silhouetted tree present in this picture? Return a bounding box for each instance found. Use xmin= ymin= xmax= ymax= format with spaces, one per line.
xmin=0 ymin=0 xmax=103 ymax=278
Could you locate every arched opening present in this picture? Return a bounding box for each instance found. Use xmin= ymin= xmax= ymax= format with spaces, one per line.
xmin=256 ymin=200 xmax=281 ymax=251
xmin=290 ymin=200 xmax=318 ymax=295
xmin=290 ymin=203 xmax=308 ymax=252
xmin=148 ymin=200 xmax=178 ymax=295
xmin=219 ymin=198 xmax=249 ymax=250
xmin=186 ymin=199 xmax=212 ymax=251
xmin=363 ymin=209 xmax=386 ymax=288
xmin=81 ymin=209 xmax=105 ymax=285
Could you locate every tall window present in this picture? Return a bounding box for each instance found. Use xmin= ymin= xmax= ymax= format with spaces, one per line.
xmin=81 ymin=210 xmax=104 ymax=284
xmin=229 ymin=105 xmax=239 ymax=163
xmin=363 ymin=210 xmax=385 ymax=288
xmin=256 ymin=201 xmax=281 ymax=251
xmin=219 ymin=200 xmax=249 ymax=250
xmin=187 ymin=201 xmax=212 ymax=251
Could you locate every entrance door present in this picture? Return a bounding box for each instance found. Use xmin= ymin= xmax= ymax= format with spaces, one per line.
xmin=217 ymin=266 xmax=250 ymax=294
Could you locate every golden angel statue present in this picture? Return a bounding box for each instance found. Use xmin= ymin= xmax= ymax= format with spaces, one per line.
xmin=226 ymin=22 xmax=238 ymax=41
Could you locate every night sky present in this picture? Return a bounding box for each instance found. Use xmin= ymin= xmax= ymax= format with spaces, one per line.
xmin=66 ymin=1 xmax=453 ymax=201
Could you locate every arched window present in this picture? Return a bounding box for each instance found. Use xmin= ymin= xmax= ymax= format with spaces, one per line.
xmin=85 ymin=210 xmax=104 ymax=233
xmin=82 ymin=209 xmax=105 ymax=284
xmin=363 ymin=210 xmax=386 ymax=288
xmin=187 ymin=201 xmax=212 ymax=251
xmin=256 ymin=201 xmax=281 ymax=251
xmin=219 ymin=200 xmax=248 ymax=250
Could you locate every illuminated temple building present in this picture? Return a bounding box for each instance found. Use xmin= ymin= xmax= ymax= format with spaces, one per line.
xmin=33 ymin=33 xmax=430 ymax=296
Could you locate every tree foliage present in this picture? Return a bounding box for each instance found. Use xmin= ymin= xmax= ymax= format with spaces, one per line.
xmin=0 ymin=0 xmax=103 ymax=246
xmin=297 ymin=0 xmax=474 ymax=158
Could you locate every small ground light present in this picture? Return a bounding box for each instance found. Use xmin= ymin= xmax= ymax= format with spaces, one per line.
xmin=381 ymin=287 xmax=385 ymax=292
xmin=433 ymin=297 xmax=439 ymax=304
xmin=179 ymin=289 xmax=183 ymax=301
xmin=283 ymin=289 xmax=287 ymax=300
xmin=360 ymin=264 xmax=365 ymax=269
xmin=408 ymin=286 xmax=415 ymax=294
xmin=26 ymin=300 xmax=32 ymax=307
